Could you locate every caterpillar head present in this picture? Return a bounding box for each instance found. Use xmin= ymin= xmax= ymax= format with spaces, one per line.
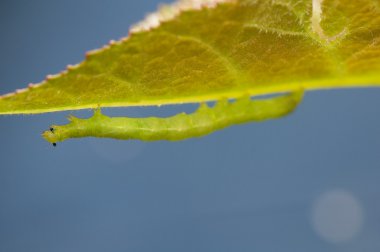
xmin=42 ymin=126 xmax=63 ymax=146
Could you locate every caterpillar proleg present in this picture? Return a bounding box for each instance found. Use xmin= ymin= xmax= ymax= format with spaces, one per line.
xmin=43 ymin=91 xmax=303 ymax=144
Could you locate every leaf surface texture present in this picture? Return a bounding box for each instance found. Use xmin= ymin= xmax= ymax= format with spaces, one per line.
xmin=0 ymin=0 xmax=379 ymax=114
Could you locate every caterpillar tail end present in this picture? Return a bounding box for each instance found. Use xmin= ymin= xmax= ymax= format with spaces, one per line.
xmin=292 ymin=88 xmax=305 ymax=101
xmin=288 ymin=88 xmax=305 ymax=110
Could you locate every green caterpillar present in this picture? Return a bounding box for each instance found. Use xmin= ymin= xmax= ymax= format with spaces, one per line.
xmin=43 ymin=91 xmax=303 ymax=145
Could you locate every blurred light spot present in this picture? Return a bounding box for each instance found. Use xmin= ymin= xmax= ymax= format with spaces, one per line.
xmin=89 ymin=138 xmax=145 ymax=164
xmin=312 ymin=189 xmax=364 ymax=243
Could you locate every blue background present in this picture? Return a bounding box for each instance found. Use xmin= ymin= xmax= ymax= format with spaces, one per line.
xmin=0 ymin=0 xmax=379 ymax=251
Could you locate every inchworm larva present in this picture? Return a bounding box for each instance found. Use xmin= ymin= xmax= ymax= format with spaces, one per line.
xmin=43 ymin=91 xmax=303 ymax=145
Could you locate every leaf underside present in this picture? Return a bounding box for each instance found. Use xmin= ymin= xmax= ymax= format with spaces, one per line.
xmin=0 ymin=0 xmax=380 ymax=115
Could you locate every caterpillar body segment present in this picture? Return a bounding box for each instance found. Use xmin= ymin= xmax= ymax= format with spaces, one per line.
xmin=42 ymin=90 xmax=304 ymax=144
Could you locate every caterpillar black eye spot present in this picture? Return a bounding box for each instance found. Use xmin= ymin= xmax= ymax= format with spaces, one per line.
xmin=52 ymin=143 xmax=57 ymax=147
xmin=50 ymin=127 xmax=54 ymax=133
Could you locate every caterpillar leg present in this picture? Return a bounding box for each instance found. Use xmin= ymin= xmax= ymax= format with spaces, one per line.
xmin=42 ymin=90 xmax=304 ymax=144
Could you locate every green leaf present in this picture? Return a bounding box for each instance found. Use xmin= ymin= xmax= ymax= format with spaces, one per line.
xmin=1 ymin=0 xmax=380 ymax=143
xmin=0 ymin=0 xmax=379 ymax=115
